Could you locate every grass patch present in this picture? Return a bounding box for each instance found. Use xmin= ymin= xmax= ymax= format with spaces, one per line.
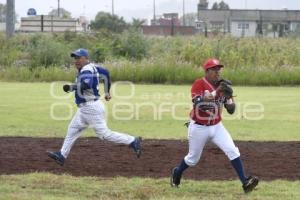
xmin=1 ymin=64 xmax=300 ymax=85
xmin=0 ymin=82 xmax=299 ymax=141
xmin=0 ymin=173 xmax=299 ymax=200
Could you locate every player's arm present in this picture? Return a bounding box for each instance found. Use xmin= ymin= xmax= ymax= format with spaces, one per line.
xmin=66 ymin=70 xmax=93 ymax=96
xmin=63 ymin=83 xmax=77 ymax=93
xmin=97 ymin=66 xmax=111 ymax=101
xmin=62 ymin=71 xmax=94 ymax=93
xmin=191 ymin=80 xmax=214 ymax=111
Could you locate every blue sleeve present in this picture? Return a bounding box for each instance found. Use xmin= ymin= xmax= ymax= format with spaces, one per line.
xmin=97 ymin=66 xmax=111 ymax=93
xmin=79 ymin=70 xmax=94 ymax=90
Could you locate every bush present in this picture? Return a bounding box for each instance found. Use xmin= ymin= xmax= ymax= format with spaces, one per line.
xmin=0 ymin=33 xmax=22 ymax=66
xmin=28 ymin=36 xmax=69 ymax=68
xmin=1 ymin=33 xmax=300 ymax=85
xmin=112 ymin=30 xmax=148 ymax=60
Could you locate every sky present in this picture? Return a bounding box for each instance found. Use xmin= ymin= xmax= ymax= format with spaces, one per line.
xmin=1 ymin=0 xmax=300 ymax=22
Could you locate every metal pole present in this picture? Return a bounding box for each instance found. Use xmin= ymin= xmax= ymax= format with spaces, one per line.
xmin=6 ymin=0 xmax=15 ymax=37
xmin=51 ymin=15 xmax=53 ymax=32
xmin=58 ymin=0 xmax=60 ymax=17
xmin=183 ymin=0 xmax=186 ymax=26
xmin=153 ymin=0 xmax=156 ymax=25
xmin=112 ymin=0 xmax=114 ymax=15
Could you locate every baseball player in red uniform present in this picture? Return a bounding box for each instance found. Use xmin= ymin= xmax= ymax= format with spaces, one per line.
xmin=170 ymin=58 xmax=259 ymax=193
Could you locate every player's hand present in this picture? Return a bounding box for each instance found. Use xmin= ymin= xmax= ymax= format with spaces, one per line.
xmin=63 ymin=84 xmax=71 ymax=93
xmin=104 ymin=93 xmax=111 ymax=101
xmin=204 ymin=94 xmax=214 ymax=102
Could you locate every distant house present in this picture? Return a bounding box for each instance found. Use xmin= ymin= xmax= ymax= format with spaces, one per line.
xmin=197 ymin=1 xmax=300 ymax=37
xmin=143 ymin=13 xmax=196 ymax=36
xmin=151 ymin=13 xmax=181 ymax=26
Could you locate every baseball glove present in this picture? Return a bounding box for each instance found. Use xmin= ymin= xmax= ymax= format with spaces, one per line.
xmin=193 ymin=96 xmax=215 ymax=111
xmin=217 ymin=79 xmax=233 ymax=99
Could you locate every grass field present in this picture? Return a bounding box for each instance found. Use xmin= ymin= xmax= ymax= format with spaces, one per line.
xmin=0 ymin=82 xmax=299 ymax=141
xmin=1 ymin=82 xmax=300 ymax=199
xmin=0 ymin=173 xmax=299 ymax=200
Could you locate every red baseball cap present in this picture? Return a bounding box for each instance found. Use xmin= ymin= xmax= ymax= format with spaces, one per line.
xmin=203 ymin=58 xmax=224 ymax=71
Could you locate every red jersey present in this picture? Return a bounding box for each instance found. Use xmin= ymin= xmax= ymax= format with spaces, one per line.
xmin=190 ymin=77 xmax=226 ymax=125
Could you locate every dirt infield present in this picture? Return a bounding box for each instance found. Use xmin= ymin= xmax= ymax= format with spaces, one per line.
xmin=0 ymin=137 xmax=299 ymax=181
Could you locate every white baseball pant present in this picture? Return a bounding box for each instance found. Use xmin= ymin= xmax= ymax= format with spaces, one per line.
xmin=60 ymin=100 xmax=135 ymax=158
xmin=184 ymin=121 xmax=240 ymax=166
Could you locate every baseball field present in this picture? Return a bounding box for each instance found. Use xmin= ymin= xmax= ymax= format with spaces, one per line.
xmin=0 ymin=82 xmax=299 ymax=200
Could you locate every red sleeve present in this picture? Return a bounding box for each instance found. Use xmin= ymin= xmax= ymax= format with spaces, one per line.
xmin=191 ymin=79 xmax=204 ymax=99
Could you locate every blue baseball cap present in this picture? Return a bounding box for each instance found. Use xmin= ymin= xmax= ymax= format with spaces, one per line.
xmin=70 ymin=48 xmax=89 ymax=58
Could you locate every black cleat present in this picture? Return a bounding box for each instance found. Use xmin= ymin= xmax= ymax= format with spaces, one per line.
xmin=130 ymin=137 xmax=142 ymax=158
xmin=170 ymin=167 xmax=182 ymax=187
xmin=47 ymin=151 xmax=65 ymax=166
xmin=243 ymin=176 xmax=259 ymax=193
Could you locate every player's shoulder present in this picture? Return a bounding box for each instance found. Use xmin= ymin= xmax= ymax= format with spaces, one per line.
xmin=81 ymin=63 xmax=97 ymax=73
xmin=95 ymin=65 xmax=107 ymax=71
xmin=95 ymin=65 xmax=110 ymax=75
xmin=192 ymin=78 xmax=205 ymax=86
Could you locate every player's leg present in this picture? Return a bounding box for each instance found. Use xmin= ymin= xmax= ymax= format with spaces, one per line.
xmin=171 ymin=122 xmax=210 ymax=187
xmin=60 ymin=109 xmax=87 ymax=158
xmin=85 ymin=100 xmax=140 ymax=157
xmin=212 ymin=122 xmax=259 ymax=193
xmin=48 ymin=109 xmax=87 ymax=165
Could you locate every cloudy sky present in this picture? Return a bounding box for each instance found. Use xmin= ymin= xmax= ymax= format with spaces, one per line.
xmin=1 ymin=0 xmax=300 ymax=22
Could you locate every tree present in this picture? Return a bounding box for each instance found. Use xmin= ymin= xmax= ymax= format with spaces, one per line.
xmin=131 ymin=18 xmax=146 ymax=30
xmin=219 ymin=1 xmax=230 ymax=10
xmin=0 ymin=3 xmax=6 ymax=22
xmin=0 ymin=3 xmax=18 ymax=22
xmin=211 ymin=1 xmax=230 ymax=10
xmin=212 ymin=2 xmax=219 ymax=10
xmin=90 ymin=12 xmax=128 ymax=33
xmin=48 ymin=8 xmax=71 ymax=18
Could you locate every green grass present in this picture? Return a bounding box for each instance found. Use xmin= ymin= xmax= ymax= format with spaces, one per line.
xmin=2 ymin=65 xmax=300 ymax=85
xmin=0 ymin=82 xmax=299 ymax=141
xmin=0 ymin=173 xmax=299 ymax=200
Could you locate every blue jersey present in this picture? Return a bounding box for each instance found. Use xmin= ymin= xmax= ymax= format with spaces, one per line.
xmin=74 ymin=63 xmax=111 ymax=105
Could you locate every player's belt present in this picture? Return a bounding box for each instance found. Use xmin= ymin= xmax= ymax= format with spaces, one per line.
xmin=194 ymin=121 xmax=215 ymax=126
xmin=77 ymin=98 xmax=99 ymax=107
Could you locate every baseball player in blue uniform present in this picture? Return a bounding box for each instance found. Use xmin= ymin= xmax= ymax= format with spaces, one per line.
xmin=47 ymin=48 xmax=141 ymax=166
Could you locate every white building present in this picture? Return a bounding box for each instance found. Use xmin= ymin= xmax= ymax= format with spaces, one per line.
xmin=197 ymin=1 xmax=300 ymax=37
xmin=20 ymin=15 xmax=84 ymax=32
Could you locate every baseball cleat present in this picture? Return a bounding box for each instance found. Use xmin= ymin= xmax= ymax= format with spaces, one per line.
xmin=130 ymin=137 xmax=142 ymax=158
xmin=243 ymin=176 xmax=259 ymax=193
xmin=170 ymin=167 xmax=182 ymax=187
xmin=47 ymin=151 xmax=65 ymax=166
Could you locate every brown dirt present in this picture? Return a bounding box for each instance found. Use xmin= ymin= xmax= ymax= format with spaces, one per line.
xmin=0 ymin=137 xmax=299 ymax=181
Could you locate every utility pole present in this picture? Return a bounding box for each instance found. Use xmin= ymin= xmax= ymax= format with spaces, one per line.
xmin=182 ymin=0 xmax=186 ymax=26
xmin=58 ymin=0 xmax=60 ymax=17
xmin=153 ymin=0 xmax=156 ymax=25
xmin=6 ymin=0 xmax=15 ymax=37
xmin=112 ymin=0 xmax=114 ymax=15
